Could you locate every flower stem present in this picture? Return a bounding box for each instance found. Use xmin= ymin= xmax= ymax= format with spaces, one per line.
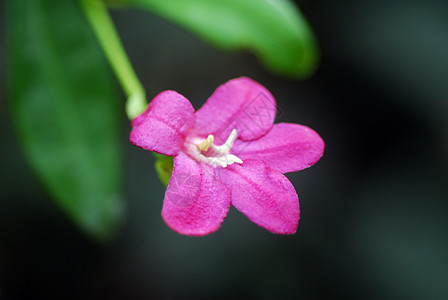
xmin=79 ymin=0 xmax=147 ymax=120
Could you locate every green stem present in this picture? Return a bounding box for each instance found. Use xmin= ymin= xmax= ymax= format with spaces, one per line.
xmin=79 ymin=0 xmax=147 ymax=120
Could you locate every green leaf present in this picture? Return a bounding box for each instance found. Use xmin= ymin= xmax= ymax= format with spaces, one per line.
xmin=6 ymin=0 xmax=124 ymax=241
xmin=154 ymin=155 xmax=174 ymax=186
xmin=129 ymin=0 xmax=319 ymax=78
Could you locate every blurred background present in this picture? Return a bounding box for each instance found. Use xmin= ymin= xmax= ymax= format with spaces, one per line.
xmin=1 ymin=0 xmax=448 ymax=298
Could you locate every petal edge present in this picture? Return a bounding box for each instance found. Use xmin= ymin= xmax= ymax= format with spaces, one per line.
xmin=232 ymin=123 xmax=324 ymax=173
xmin=162 ymin=152 xmax=231 ymax=236
xmin=219 ymin=159 xmax=299 ymax=234
xmin=130 ymin=91 xmax=195 ymax=156
xmin=193 ymin=77 xmax=276 ymax=143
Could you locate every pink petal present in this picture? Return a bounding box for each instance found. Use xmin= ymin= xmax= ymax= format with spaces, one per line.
xmin=219 ymin=159 xmax=299 ymax=234
xmin=193 ymin=77 xmax=276 ymax=143
xmin=232 ymin=123 xmax=324 ymax=173
xmin=162 ymin=152 xmax=231 ymax=236
xmin=130 ymin=91 xmax=195 ymax=156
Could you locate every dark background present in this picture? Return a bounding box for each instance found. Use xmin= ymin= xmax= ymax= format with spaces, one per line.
xmin=1 ymin=0 xmax=448 ymax=298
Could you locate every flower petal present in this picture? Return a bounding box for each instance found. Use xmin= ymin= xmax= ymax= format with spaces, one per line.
xmin=130 ymin=91 xmax=195 ymax=156
xmin=193 ymin=77 xmax=276 ymax=143
xmin=232 ymin=123 xmax=324 ymax=173
xmin=219 ymin=159 xmax=299 ymax=234
xmin=162 ymin=152 xmax=231 ymax=236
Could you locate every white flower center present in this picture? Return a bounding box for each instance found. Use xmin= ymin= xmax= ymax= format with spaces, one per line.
xmin=185 ymin=129 xmax=243 ymax=168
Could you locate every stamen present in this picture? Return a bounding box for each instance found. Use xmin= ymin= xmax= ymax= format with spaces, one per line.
xmin=213 ymin=129 xmax=237 ymax=153
xmin=198 ymin=134 xmax=213 ymax=151
xmin=185 ymin=129 xmax=243 ymax=168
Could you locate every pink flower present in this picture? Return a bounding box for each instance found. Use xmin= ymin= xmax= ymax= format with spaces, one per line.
xmin=130 ymin=77 xmax=324 ymax=236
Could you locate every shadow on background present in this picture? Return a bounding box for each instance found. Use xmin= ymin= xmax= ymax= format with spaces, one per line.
xmin=1 ymin=0 xmax=448 ymax=298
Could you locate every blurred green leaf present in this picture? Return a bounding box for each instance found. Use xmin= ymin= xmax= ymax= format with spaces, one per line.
xmin=154 ymin=155 xmax=173 ymax=186
xmin=129 ymin=0 xmax=319 ymax=78
xmin=6 ymin=0 xmax=124 ymax=241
